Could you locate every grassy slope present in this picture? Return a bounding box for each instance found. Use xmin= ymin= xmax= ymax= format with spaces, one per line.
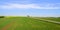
xmin=0 ymin=17 xmax=60 ymax=30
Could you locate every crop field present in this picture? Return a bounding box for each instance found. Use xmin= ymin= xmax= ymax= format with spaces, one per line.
xmin=0 ymin=17 xmax=60 ymax=30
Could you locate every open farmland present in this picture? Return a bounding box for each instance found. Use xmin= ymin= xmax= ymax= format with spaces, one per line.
xmin=0 ymin=17 xmax=60 ymax=30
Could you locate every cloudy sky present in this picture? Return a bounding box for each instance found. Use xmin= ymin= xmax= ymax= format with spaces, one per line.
xmin=0 ymin=0 xmax=60 ymax=17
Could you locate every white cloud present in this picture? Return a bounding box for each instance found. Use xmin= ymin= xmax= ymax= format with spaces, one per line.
xmin=0 ymin=3 xmax=60 ymax=9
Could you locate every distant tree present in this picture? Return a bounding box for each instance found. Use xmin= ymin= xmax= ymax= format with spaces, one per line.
xmin=27 ymin=15 xmax=30 ymax=17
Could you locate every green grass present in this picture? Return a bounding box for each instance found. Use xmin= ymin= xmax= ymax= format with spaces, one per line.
xmin=0 ymin=17 xmax=60 ymax=30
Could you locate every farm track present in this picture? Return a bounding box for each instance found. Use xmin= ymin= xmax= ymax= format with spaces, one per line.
xmin=33 ymin=18 xmax=60 ymax=24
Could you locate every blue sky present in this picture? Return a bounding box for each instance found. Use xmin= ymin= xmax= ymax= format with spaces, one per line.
xmin=0 ymin=0 xmax=60 ymax=17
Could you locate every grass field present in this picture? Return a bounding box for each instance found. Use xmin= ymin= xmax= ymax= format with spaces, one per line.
xmin=0 ymin=17 xmax=60 ymax=30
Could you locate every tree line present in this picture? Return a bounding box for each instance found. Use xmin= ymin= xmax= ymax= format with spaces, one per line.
xmin=0 ymin=16 xmax=4 ymax=18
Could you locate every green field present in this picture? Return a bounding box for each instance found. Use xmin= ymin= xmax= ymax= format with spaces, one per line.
xmin=0 ymin=17 xmax=60 ymax=30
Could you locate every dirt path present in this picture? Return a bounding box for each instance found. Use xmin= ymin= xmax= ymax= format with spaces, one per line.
xmin=2 ymin=22 xmax=14 ymax=30
xmin=33 ymin=18 xmax=60 ymax=24
xmin=40 ymin=19 xmax=60 ymax=24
